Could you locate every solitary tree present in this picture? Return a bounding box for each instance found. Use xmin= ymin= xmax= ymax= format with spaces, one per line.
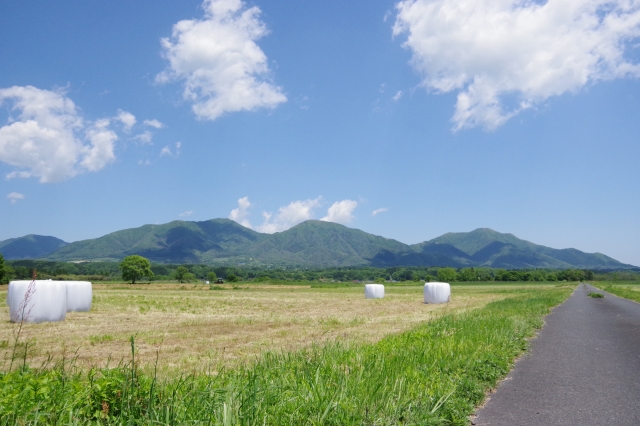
xmin=207 ymin=271 xmax=217 ymax=283
xmin=119 ymin=255 xmax=154 ymax=284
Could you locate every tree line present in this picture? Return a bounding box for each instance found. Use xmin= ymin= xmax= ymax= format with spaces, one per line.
xmin=3 ymin=254 xmax=638 ymax=284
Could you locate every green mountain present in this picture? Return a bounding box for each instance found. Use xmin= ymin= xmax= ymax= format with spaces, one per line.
xmin=0 ymin=235 xmax=68 ymax=260
xmin=245 ymin=220 xmax=409 ymax=267
xmin=27 ymin=221 xmax=635 ymax=269
xmin=412 ymin=228 xmax=629 ymax=269
xmin=48 ymin=219 xmax=263 ymax=263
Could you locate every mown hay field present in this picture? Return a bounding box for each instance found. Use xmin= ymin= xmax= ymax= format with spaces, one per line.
xmin=0 ymin=282 xmax=553 ymax=374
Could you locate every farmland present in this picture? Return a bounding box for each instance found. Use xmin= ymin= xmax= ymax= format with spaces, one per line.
xmin=1 ymin=282 xmax=516 ymax=374
xmin=0 ymin=282 xmax=575 ymax=424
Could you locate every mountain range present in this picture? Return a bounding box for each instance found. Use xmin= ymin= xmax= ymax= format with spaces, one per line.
xmin=0 ymin=219 xmax=635 ymax=269
xmin=0 ymin=235 xmax=68 ymax=260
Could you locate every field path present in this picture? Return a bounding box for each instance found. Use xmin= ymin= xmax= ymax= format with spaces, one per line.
xmin=473 ymin=283 xmax=640 ymax=425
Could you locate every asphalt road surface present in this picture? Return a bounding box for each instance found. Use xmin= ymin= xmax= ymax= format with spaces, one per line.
xmin=473 ymin=283 xmax=640 ymax=426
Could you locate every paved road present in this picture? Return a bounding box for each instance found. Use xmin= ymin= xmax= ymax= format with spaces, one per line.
xmin=473 ymin=283 xmax=640 ymax=426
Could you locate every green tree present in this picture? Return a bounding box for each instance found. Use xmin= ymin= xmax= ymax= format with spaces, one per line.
xmin=207 ymin=271 xmax=217 ymax=283
xmin=174 ymin=266 xmax=190 ymax=283
xmin=437 ymin=267 xmax=457 ymax=283
xmin=119 ymin=255 xmax=154 ymax=284
xmin=458 ymin=268 xmax=476 ymax=282
xmin=0 ymin=254 xmax=5 ymax=284
xmin=183 ymin=272 xmax=197 ymax=283
xmin=227 ymin=273 xmax=239 ymax=282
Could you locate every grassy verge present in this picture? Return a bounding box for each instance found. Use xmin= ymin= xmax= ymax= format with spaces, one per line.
xmin=0 ymin=286 xmax=572 ymax=425
xmin=591 ymin=281 xmax=640 ymax=304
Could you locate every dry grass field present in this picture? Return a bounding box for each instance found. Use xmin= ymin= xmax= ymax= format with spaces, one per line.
xmin=0 ymin=283 xmax=525 ymax=375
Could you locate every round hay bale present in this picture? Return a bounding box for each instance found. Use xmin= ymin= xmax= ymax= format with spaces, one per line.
xmin=8 ymin=280 xmax=67 ymax=323
xmin=365 ymin=283 xmax=385 ymax=299
xmin=66 ymin=281 xmax=93 ymax=312
xmin=424 ymin=282 xmax=451 ymax=304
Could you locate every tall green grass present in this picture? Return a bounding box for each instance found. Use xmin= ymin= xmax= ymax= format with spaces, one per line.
xmin=592 ymin=281 xmax=640 ymax=304
xmin=0 ymin=287 xmax=571 ymax=425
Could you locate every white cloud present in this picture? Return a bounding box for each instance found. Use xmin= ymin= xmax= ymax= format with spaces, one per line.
xmin=138 ymin=159 xmax=151 ymax=166
xmin=392 ymin=90 xmax=403 ymax=101
xmin=160 ymin=141 xmax=181 ymax=157
xmin=256 ymin=197 xmax=322 ymax=233
xmin=157 ymin=0 xmax=287 ymax=120
xmin=229 ymin=196 xmax=253 ymax=228
xmin=321 ymin=199 xmax=358 ymax=224
xmin=116 ymin=109 xmax=136 ymax=132
xmin=133 ymin=131 xmax=153 ymax=144
xmin=143 ymin=119 xmax=164 ymax=129
xmin=393 ymin=0 xmax=640 ymax=130
xmin=0 ymin=86 xmax=120 ymax=182
xmin=372 ymin=207 xmax=389 ymax=216
xmin=7 ymin=192 xmax=24 ymax=204
xmin=229 ymin=196 xmax=360 ymax=232
xmin=6 ymin=171 xmax=31 ymax=179
xmin=179 ymin=210 xmax=194 ymax=217
xmin=81 ymin=123 xmax=117 ymax=172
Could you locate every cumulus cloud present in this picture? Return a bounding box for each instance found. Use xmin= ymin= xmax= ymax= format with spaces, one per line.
xmin=0 ymin=86 xmax=120 ymax=182
xmin=157 ymin=0 xmax=287 ymax=120
xmin=256 ymin=197 xmax=322 ymax=233
xmin=393 ymin=0 xmax=640 ymax=130
xmin=116 ymin=109 xmax=136 ymax=131
xmin=228 ymin=196 xmax=324 ymax=233
xmin=229 ymin=196 xmax=253 ymax=228
xmin=229 ymin=196 xmax=360 ymax=232
xmin=321 ymin=199 xmax=358 ymax=224
xmin=372 ymin=207 xmax=389 ymax=216
xmin=133 ymin=131 xmax=154 ymax=144
xmin=7 ymin=192 xmax=24 ymax=204
xmin=179 ymin=210 xmax=194 ymax=217
xmin=143 ymin=119 xmax=164 ymax=129
xmin=81 ymin=123 xmax=117 ymax=172
xmin=160 ymin=141 xmax=181 ymax=157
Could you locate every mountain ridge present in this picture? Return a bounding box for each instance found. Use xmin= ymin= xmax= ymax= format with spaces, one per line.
xmin=1 ymin=220 xmax=635 ymax=269
xmin=0 ymin=235 xmax=68 ymax=260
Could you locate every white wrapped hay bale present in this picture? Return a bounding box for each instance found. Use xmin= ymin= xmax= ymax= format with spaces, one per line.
xmin=424 ymin=282 xmax=451 ymax=304
xmin=7 ymin=280 xmax=28 ymax=307
xmin=364 ymin=284 xmax=385 ymax=299
xmin=66 ymin=281 xmax=92 ymax=312
xmin=8 ymin=280 xmax=67 ymax=323
xmin=6 ymin=281 xmax=14 ymax=306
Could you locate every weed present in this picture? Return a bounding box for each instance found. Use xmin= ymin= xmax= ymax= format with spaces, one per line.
xmin=9 ymin=269 xmax=37 ymax=371
xmin=588 ymin=292 xmax=604 ymax=298
xmin=592 ymin=281 xmax=640 ymax=304
xmin=90 ymin=334 xmax=115 ymax=345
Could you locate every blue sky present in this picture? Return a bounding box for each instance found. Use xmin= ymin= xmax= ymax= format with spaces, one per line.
xmin=1 ymin=0 xmax=640 ymax=266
